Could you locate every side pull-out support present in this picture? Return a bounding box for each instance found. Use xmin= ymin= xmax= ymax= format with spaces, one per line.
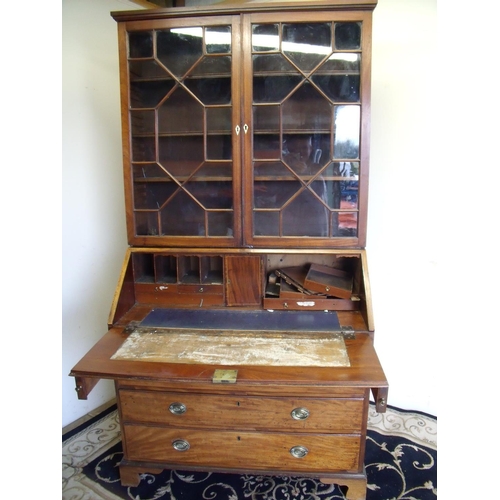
xmin=372 ymin=386 xmax=389 ymax=413
xmin=74 ymin=376 xmax=100 ymax=400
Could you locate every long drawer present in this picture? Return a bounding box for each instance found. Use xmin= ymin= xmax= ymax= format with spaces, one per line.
xmin=119 ymin=390 xmax=364 ymax=433
xmin=123 ymin=425 xmax=361 ymax=472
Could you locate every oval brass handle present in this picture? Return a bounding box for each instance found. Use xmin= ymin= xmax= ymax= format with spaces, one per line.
xmin=290 ymin=445 xmax=308 ymax=458
xmin=291 ymin=407 xmax=310 ymax=420
xmin=172 ymin=439 xmax=190 ymax=451
xmin=169 ymin=402 xmax=187 ymax=415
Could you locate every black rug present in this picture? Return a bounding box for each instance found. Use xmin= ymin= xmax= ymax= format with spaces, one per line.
xmin=63 ymin=403 xmax=436 ymax=500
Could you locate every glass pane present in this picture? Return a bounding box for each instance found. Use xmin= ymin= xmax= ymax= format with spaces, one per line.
xmin=157 ymin=28 xmax=203 ymax=77
xmin=341 ymin=179 xmax=359 ymax=208
xmin=254 ymin=180 xmax=301 ymax=209
xmin=253 ymin=54 xmax=302 ymax=103
xmin=334 ymin=105 xmax=360 ymax=159
xmin=335 ymin=22 xmax=361 ymax=50
xmin=282 ymin=23 xmax=332 ymax=73
xmin=253 ymin=75 xmax=302 ymax=104
xmin=282 ymin=134 xmax=331 ymax=169
xmin=129 ymin=60 xmax=169 ymax=80
xmin=254 ymin=211 xmax=280 ymax=236
xmin=158 ymin=87 xmax=203 ymax=134
xmin=132 ymin=136 xmax=155 ymax=162
xmin=322 ymin=53 xmax=361 ymax=72
xmin=161 ymin=191 xmax=205 ymax=236
xmin=253 ymin=53 xmax=298 ymax=73
xmin=338 ymin=212 xmax=358 ymax=236
xmin=312 ymin=74 xmax=360 ymax=102
xmin=253 ymin=105 xmax=280 ymax=132
xmin=133 ymin=163 xmax=169 ymax=180
xmin=207 ymin=134 xmax=232 ymax=160
xmin=311 ymin=178 xmax=334 ymax=208
xmin=185 ymin=181 xmax=233 ymax=209
xmin=254 ymin=161 xmax=293 ymax=178
xmin=184 ymin=76 xmax=231 ymax=105
xmin=282 ymin=82 xmax=332 ymax=131
xmin=252 ymin=24 xmax=279 ymax=52
xmin=206 ymin=26 xmax=231 ymax=54
xmin=130 ymin=79 xmax=175 ymax=109
xmin=133 ymin=181 xmax=177 ymax=210
xmin=207 ymin=107 xmax=232 ymax=133
xmin=254 ymin=134 xmax=281 ymax=160
xmin=318 ymin=162 xmax=359 ymax=212
xmin=282 ymin=190 xmax=329 ymax=237
xmin=208 ymin=212 xmax=233 ymax=236
xmin=131 ymin=110 xmax=155 ymax=136
xmin=323 ymin=161 xmax=359 ymax=177
xmin=192 ymin=162 xmax=232 ymax=180
xmin=159 ymin=136 xmax=205 ymax=164
xmin=282 ymin=134 xmax=313 ymax=174
xmin=135 ymin=211 xmax=159 ymax=236
xmin=129 ymin=60 xmax=173 ymax=109
xmin=129 ymin=31 xmax=153 ymax=58
xmin=189 ymin=56 xmax=231 ymax=77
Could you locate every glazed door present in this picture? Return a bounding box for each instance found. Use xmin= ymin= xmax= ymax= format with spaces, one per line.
xmin=120 ymin=16 xmax=243 ymax=247
xmin=242 ymin=11 xmax=373 ymax=248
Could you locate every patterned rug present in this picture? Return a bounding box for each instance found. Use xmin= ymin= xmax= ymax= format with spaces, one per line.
xmin=63 ymin=403 xmax=436 ymax=500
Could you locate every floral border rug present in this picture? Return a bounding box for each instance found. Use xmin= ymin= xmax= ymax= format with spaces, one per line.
xmin=63 ymin=403 xmax=436 ymax=500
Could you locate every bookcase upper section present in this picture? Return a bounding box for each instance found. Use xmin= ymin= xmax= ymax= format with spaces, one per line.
xmin=112 ymin=0 xmax=376 ymax=249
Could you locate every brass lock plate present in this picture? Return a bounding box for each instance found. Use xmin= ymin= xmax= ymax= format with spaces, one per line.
xmin=212 ymin=369 xmax=238 ymax=384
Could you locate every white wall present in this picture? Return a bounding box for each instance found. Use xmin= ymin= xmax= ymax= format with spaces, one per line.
xmin=368 ymin=0 xmax=438 ymax=415
xmin=62 ymin=0 xmax=439 ymax=427
xmin=62 ymin=0 xmax=140 ymax=427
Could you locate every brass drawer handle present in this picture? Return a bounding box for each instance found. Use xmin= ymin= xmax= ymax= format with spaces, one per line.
xmin=172 ymin=439 xmax=190 ymax=451
xmin=169 ymin=402 xmax=187 ymax=415
xmin=291 ymin=407 xmax=310 ymax=420
xmin=290 ymin=445 xmax=308 ymax=459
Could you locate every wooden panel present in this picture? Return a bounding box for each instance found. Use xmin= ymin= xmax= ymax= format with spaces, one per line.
xmin=123 ymin=425 xmax=361 ymax=471
xmin=304 ymin=264 xmax=353 ymax=298
xmin=225 ymin=255 xmax=263 ymax=306
xmin=120 ymin=391 xmax=364 ymax=432
xmin=108 ymin=250 xmax=136 ymax=327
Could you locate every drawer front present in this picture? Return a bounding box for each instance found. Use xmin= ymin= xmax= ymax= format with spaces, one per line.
xmin=135 ymin=283 xmax=224 ymax=306
xmin=178 ymin=284 xmax=222 ymax=294
xmin=119 ymin=391 xmax=364 ymax=433
xmin=263 ymin=297 xmax=358 ymax=311
xmin=124 ymin=425 xmax=361 ymax=472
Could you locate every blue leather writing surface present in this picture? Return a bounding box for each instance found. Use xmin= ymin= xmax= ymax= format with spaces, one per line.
xmin=141 ymin=308 xmax=340 ymax=332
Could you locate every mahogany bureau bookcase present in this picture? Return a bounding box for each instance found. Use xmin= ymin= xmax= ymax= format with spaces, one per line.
xmin=70 ymin=1 xmax=388 ymax=499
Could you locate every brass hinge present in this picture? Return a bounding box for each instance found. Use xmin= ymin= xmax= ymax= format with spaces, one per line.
xmin=340 ymin=326 xmax=355 ymax=339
